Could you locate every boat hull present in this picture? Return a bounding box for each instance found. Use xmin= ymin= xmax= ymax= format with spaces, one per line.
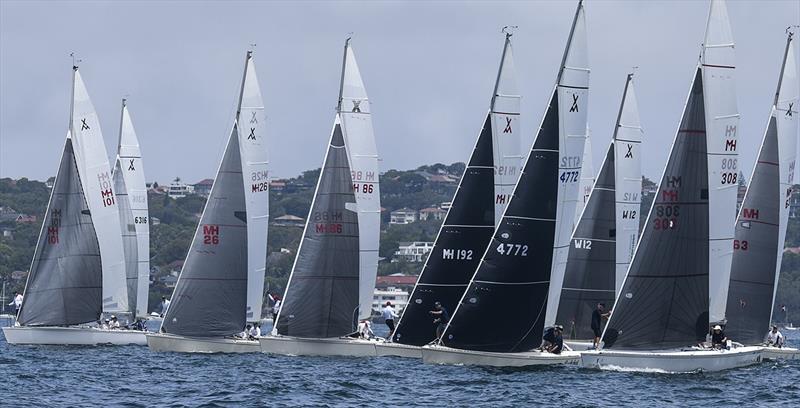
xmin=564 ymin=339 xmax=595 ymax=351
xmin=760 ymin=346 xmax=800 ymax=360
xmin=422 ymin=345 xmax=580 ymax=367
xmin=146 ymin=333 xmax=259 ymax=353
xmin=259 ymin=335 xmax=380 ymax=357
xmin=579 ymin=346 xmax=763 ymax=373
xmin=374 ymin=342 xmax=422 ymax=358
xmin=2 ymin=326 xmax=146 ymax=345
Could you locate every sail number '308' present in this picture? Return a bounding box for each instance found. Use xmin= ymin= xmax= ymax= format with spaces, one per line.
xmin=496 ymin=243 xmax=528 ymax=256
xmin=653 ymin=205 xmax=679 ymax=230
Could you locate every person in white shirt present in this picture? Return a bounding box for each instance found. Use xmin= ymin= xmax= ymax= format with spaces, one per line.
xmin=101 ymin=319 xmax=110 ymax=330
xmin=8 ymin=291 xmax=23 ymax=315
xmin=765 ymin=325 xmax=785 ymax=348
xmin=268 ymin=293 xmax=282 ymax=321
xmin=159 ymin=296 xmax=171 ymax=317
xmin=249 ymin=323 xmax=261 ymax=339
xmin=357 ymin=319 xmax=374 ymax=339
xmin=109 ymin=315 xmax=121 ymax=329
xmin=381 ymin=301 xmax=399 ymax=339
xmin=240 ymin=324 xmax=252 ymax=339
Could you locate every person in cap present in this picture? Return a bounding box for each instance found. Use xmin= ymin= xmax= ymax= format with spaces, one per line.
xmin=429 ymin=301 xmax=450 ymax=341
xmin=108 ymin=315 xmax=120 ymax=329
xmin=102 ymin=318 xmax=110 ymax=330
xmin=357 ymin=318 xmax=374 ymax=339
xmin=711 ymin=325 xmax=728 ymax=349
xmin=546 ymin=325 xmax=565 ymax=354
xmin=381 ymin=301 xmax=399 ymax=340
xmin=591 ymin=303 xmax=610 ymax=350
xmin=249 ymin=322 xmax=262 ymax=339
xmin=765 ymin=325 xmax=784 ymax=348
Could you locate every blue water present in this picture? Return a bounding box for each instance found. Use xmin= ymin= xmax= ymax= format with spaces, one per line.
xmin=1 ymin=324 xmax=799 ymax=407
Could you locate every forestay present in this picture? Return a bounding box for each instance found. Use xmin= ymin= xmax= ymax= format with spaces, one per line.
xmin=274 ymin=122 xmax=360 ymax=338
xmin=18 ymin=138 xmax=103 ymax=326
xmin=70 ymin=68 xmax=129 ymax=314
xmin=337 ymin=40 xmax=381 ymax=321
xmin=392 ymin=35 xmax=520 ymax=346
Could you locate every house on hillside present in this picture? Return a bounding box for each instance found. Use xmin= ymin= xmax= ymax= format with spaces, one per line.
xmin=274 ymin=214 xmax=305 ymax=227
xmin=390 ymin=208 xmax=418 ymax=224
xmin=419 ymin=207 xmax=447 ymax=221
xmin=375 ymin=273 xmax=418 ymax=291
xmin=271 ymin=179 xmax=287 ymax=192
xmin=167 ymin=178 xmax=193 ymax=199
xmin=393 ymin=241 xmax=434 ymax=263
xmin=15 ymin=214 xmax=36 ymax=224
xmin=193 ymin=178 xmax=214 ymax=197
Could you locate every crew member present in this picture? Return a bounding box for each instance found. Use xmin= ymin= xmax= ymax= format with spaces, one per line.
xmin=382 ymin=301 xmax=399 ymax=339
xmin=591 ymin=303 xmax=610 ymax=350
xmin=765 ymin=325 xmax=784 ymax=348
xmin=429 ymin=301 xmax=450 ymax=341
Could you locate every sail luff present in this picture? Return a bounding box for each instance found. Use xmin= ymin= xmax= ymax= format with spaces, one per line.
xmin=575 ymin=131 xmax=595 ymax=229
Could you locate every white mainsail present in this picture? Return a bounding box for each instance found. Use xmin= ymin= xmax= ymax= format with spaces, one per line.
xmin=237 ymin=52 xmax=269 ymax=322
xmin=114 ymin=100 xmax=150 ymax=318
xmin=490 ymin=35 xmax=523 ymax=223
xmin=575 ymin=129 xmax=595 ymax=229
xmin=613 ymin=75 xmax=643 ymax=294
xmin=337 ymin=40 xmax=381 ymax=320
xmin=70 ymin=68 xmax=129 ymax=313
xmin=772 ymin=33 xmax=799 ymax=320
xmin=702 ymin=0 xmax=739 ymax=324
xmin=545 ymin=1 xmax=590 ymax=326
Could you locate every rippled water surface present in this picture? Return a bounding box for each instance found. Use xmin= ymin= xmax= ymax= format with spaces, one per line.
xmin=1 ymin=325 xmax=799 ymax=407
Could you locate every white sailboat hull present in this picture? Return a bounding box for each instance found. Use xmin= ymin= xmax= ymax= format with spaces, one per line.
xmin=259 ymin=335 xmax=381 ymax=357
xmin=374 ymin=342 xmax=422 ymax=358
xmin=2 ymin=326 xmax=146 ymax=345
xmin=564 ymin=339 xmax=595 ymax=351
xmin=760 ymin=346 xmax=800 ymax=360
xmin=580 ymin=346 xmax=763 ymax=373
xmin=422 ymin=344 xmax=580 ymax=367
xmin=146 ymin=333 xmax=259 ymax=353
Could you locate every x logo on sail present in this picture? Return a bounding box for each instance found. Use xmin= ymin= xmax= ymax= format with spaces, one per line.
xmin=248 ymin=127 xmax=256 ymax=140
xmin=625 ymin=144 xmax=633 ymax=158
xmin=352 ymin=100 xmax=361 ymax=113
xmin=570 ymin=94 xmax=579 ymax=113
xmin=80 ymin=119 xmax=90 ymax=131
xmin=250 ymin=111 xmax=258 ymax=124
xmin=128 ymin=159 xmax=135 ymax=171
xmin=788 ymin=102 xmax=795 ymax=117
xmin=503 ymin=117 xmax=513 ymax=133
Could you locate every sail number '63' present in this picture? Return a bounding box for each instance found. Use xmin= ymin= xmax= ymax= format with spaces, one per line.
xmin=496 ymin=243 xmax=528 ymax=256
xmin=442 ymin=249 xmax=473 ymax=260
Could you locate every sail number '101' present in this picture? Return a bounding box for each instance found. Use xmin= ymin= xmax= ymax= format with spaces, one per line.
xmin=496 ymin=243 xmax=528 ymax=256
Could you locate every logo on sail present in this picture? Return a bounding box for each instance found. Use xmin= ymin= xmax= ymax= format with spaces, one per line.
xmin=570 ymin=94 xmax=579 ymax=113
xmin=128 ymin=159 xmax=135 ymax=171
xmin=788 ymin=102 xmax=795 ymax=117
xmin=248 ymin=127 xmax=256 ymax=141
xmin=80 ymin=118 xmax=90 ymax=131
xmin=503 ymin=117 xmax=513 ymax=133
xmin=250 ymin=111 xmax=258 ymax=124
xmin=352 ymin=100 xmax=361 ymax=113
xmin=625 ymin=144 xmax=633 ymax=158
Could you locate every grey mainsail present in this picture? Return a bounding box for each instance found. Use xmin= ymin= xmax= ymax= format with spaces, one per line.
xmin=556 ymin=143 xmax=615 ymax=340
xmin=602 ymin=69 xmax=709 ymax=350
xmin=112 ymin=159 xmax=139 ymax=317
xmin=275 ymin=122 xmax=360 ymax=338
xmin=18 ymin=138 xmax=103 ymax=326
xmin=161 ymin=125 xmax=248 ymax=338
xmin=725 ymin=118 xmax=780 ymax=344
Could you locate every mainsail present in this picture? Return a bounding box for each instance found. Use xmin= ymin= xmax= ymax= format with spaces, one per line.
xmin=726 ymin=33 xmax=798 ymax=344
xmin=274 ymin=120 xmax=360 ymax=338
xmin=337 ymin=39 xmax=381 ymax=321
xmin=575 ymin=131 xmax=595 ymax=229
xmin=392 ymin=34 xmax=521 ymax=346
xmin=543 ymin=0 xmax=591 ymax=327
xmin=556 ymin=74 xmax=642 ymax=340
xmin=70 ymin=68 xmax=129 ymax=314
xmin=17 ymin=137 xmax=103 ymax=326
xmin=112 ymin=99 xmax=149 ymax=318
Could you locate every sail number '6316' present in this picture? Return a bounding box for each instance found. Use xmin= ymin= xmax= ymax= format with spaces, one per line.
xmin=442 ymin=249 xmax=473 ymax=260
xmin=496 ymin=243 xmax=528 ymax=256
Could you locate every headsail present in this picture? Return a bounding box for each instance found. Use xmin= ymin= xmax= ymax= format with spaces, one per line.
xmin=392 ymin=34 xmax=521 ymax=346
xmin=274 ymin=120 xmax=360 ymax=338
xmin=337 ymin=40 xmax=381 ymax=320
xmin=18 ymin=137 xmax=103 ymax=326
xmin=237 ymin=52 xmax=269 ymax=322
xmin=112 ymin=145 xmax=138 ymax=318
xmin=726 ymin=32 xmax=797 ymax=344
xmin=544 ymin=0 xmax=591 ymax=327
xmin=70 ymin=68 xmax=129 ymax=314
xmin=575 ymin=130 xmax=595 ymax=229
xmin=113 ymin=99 xmax=149 ymax=318
xmin=702 ymin=0 xmax=739 ymax=325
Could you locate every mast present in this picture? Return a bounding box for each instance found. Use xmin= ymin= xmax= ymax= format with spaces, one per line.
xmin=556 ymin=0 xmax=584 ymax=85
xmin=336 ymin=37 xmax=351 ymax=113
xmin=237 ymin=50 xmax=252 ymax=117
xmin=117 ymin=98 xmax=126 ymax=156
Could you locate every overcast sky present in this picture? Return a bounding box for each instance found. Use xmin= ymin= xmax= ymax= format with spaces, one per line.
xmin=1 ymin=0 xmax=798 ymax=184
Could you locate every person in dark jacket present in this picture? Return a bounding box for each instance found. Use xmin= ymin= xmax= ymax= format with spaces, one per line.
xmin=429 ymin=301 xmax=450 ymax=341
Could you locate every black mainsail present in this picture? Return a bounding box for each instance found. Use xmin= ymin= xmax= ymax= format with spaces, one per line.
xmin=274 ymin=122 xmax=360 ymax=338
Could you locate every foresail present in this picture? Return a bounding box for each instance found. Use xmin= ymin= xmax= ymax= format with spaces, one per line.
xmin=112 ymin=158 xmax=138 ymax=317
xmin=702 ymin=0 xmax=739 ymax=324
xmin=545 ymin=0 xmax=591 ymax=327
xmin=117 ymin=101 xmax=150 ymax=318
xmin=18 ymin=138 xmax=102 ymax=326
xmin=603 ymin=70 xmax=709 ymax=350
xmin=491 ymin=34 xmax=522 ymax=224
xmin=338 ymin=41 xmax=381 ymax=321
xmin=162 ymin=125 xmax=248 ymax=337
xmin=575 ymin=131 xmax=595 ymax=229
xmin=237 ymin=52 xmax=269 ymax=322
xmin=70 ymin=69 xmax=129 ymax=313
xmin=275 ymin=121 xmax=360 ymax=338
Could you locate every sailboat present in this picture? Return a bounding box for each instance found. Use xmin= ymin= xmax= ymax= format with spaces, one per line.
xmin=580 ymin=0 xmax=762 ymax=372
xmin=146 ymin=50 xmax=269 ymax=353
xmin=3 ymin=66 xmax=142 ymax=345
xmin=422 ymin=0 xmax=589 ymax=367
xmin=724 ymin=31 xmax=798 ymax=361
xmin=258 ymin=38 xmax=382 ymax=357
xmin=111 ymin=99 xmax=151 ymax=323
xmin=557 ymin=74 xmax=642 ymax=350
xmin=376 ymin=31 xmax=523 ymax=358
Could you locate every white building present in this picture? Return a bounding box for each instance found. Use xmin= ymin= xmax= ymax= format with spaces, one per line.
xmin=390 ymin=208 xmax=418 ymax=225
xmin=419 ymin=207 xmax=447 ymax=221
xmin=167 ymin=177 xmax=193 ymax=199
xmin=393 ymin=241 xmax=434 ymax=263
xmin=372 ymin=286 xmax=410 ymax=315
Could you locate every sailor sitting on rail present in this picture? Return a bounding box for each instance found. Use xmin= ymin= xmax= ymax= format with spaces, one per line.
xmin=765 ymin=325 xmax=784 ymax=348
xmin=710 ymin=325 xmax=729 ymax=349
